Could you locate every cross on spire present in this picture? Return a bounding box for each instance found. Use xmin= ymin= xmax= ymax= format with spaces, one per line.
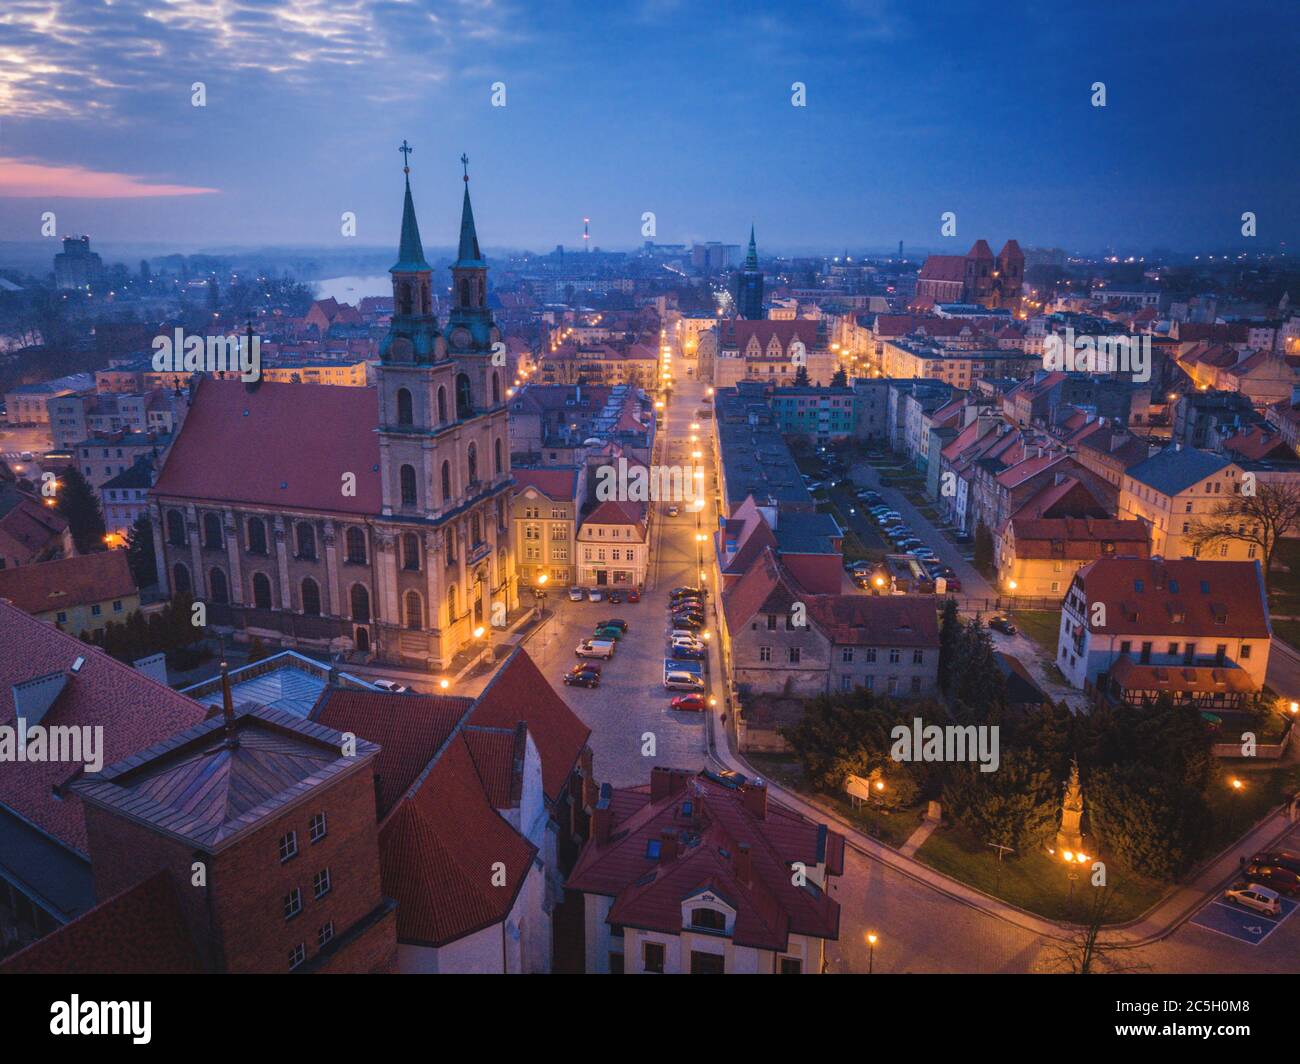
xmin=461 ymin=153 xmax=469 ymax=182
xmin=399 ymin=139 xmax=413 ymax=174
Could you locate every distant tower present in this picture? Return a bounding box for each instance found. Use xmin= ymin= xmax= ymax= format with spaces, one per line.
xmin=734 ymin=225 xmax=765 ymax=321
xmin=898 ymin=240 xmax=904 ymax=261
xmin=583 ymin=217 xmax=590 ymax=252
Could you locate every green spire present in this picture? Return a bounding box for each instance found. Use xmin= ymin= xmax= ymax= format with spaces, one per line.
xmin=744 ymin=224 xmax=758 ymax=269
xmin=454 ymin=153 xmax=486 ymax=268
xmin=391 ymin=141 xmax=431 ymax=273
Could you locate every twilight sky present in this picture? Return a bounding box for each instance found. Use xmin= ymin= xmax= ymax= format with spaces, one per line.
xmin=1 ymin=0 xmax=1297 ymax=255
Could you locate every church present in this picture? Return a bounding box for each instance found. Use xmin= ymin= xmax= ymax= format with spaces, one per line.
xmin=149 ymin=150 xmax=518 ymax=671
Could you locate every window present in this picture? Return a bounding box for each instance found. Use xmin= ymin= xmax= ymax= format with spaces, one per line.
xmin=310 ymin=812 xmax=328 ymax=843
xmin=318 ymin=922 xmax=335 ymax=948
xmin=203 ymin=512 xmax=223 ymax=549
xmin=312 ymin=868 xmax=331 ymax=900
xmin=437 ymin=385 xmax=448 ymax=423
xmin=455 ymin=373 xmax=473 ymax=419
xmin=345 ymin=527 xmax=366 ymax=564
xmin=91 ymin=603 xmax=101 ymax=616
xmin=296 ymin=522 xmax=316 ymax=560
xmin=400 ymin=464 xmax=418 ymax=507
xmin=252 ymin=572 xmax=273 ymax=610
xmin=889 ymin=649 xmax=901 ymax=664
xmin=912 ymin=649 xmax=924 ymax=664
xmin=865 ymin=648 xmax=877 ymax=663
xmin=447 ymin=584 xmax=458 ymax=623
xmin=402 ymin=532 xmax=420 ymax=571
xmin=643 ymin=942 xmax=665 ymax=974
xmin=911 ymin=675 xmax=922 ymax=693
xmin=767 ymin=614 xmax=777 ymax=630
xmin=405 ymin=590 xmax=423 ymax=630
xmin=759 ymin=646 xmax=772 ymax=662
xmin=690 ymin=908 xmax=726 ymax=933
xmin=467 ymin=442 xmax=478 ymax=485
xmin=1167 ymin=642 xmax=1179 ymax=656
xmin=209 ymin=567 xmax=229 ymax=604
xmin=284 ymin=887 xmax=302 ymax=920
xmin=842 ymin=647 xmax=854 ymax=663
xmin=350 ymin=584 xmax=370 ymax=623
xmin=167 ymin=509 xmax=186 ymax=546
xmin=841 ymin=674 xmax=853 ymax=692
xmin=247 ymin=516 xmax=267 ymax=554
xmin=112 ymin=599 xmax=122 ymax=612
xmin=788 ymin=647 xmax=801 ymax=664
xmin=441 ymin=460 xmax=452 ymax=502
xmin=300 ymin=578 xmax=321 ymax=616
xmin=779 ymin=957 xmax=802 ymax=975
xmin=172 ymin=562 xmax=192 ymax=595
xmin=289 ymin=944 xmax=306 ymax=970
xmin=864 ymin=675 xmax=875 ymax=690
xmin=396 ymin=387 xmax=413 ymax=426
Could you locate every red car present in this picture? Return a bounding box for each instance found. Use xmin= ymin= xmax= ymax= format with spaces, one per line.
xmin=671 ymin=693 xmax=707 ymax=712
xmin=628 ymin=588 xmax=641 ymax=603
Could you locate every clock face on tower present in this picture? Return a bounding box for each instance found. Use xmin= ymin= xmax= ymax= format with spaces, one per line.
xmin=451 ymin=327 xmax=471 ymax=348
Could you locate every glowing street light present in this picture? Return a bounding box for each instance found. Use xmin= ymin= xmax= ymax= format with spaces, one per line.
xmin=866 ymin=931 xmax=878 ymax=974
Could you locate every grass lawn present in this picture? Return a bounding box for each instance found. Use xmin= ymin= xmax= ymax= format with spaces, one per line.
xmin=1267 ymin=538 xmax=1300 ymax=618
xmin=914 ymin=825 xmax=1167 ymax=923
xmin=1011 ymin=609 xmax=1063 ymax=659
xmin=1204 ymin=762 xmax=1300 ymax=852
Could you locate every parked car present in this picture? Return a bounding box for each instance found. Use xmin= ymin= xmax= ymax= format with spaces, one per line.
xmin=1224 ymin=883 xmax=1282 ymax=916
xmin=1246 ymin=862 xmax=1300 ymax=895
xmin=598 ymin=619 xmax=629 ymax=633
xmin=671 ymin=608 xmax=706 ymax=623
xmin=671 ymin=615 xmax=704 ymax=630
xmin=563 ymin=668 xmax=600 ymax=688
xmin=670 ymin=643 xmax=706 ymax=660
xmin=372 ymin=680 xmax=410 ymax=694
xmin=671 ymin=636 xmax=705 ymax=652
xmin=667 ymin=505 xmax=679 ymax=517
xmin=568 ymin=586 xmax=585 ymax=602
xmin=670 ymin=628 xmax=699 ymax=642
xmin=670 ymin=586 xmax=705 ymax=599
xmin=588 ymin=588 xmax=604 ymax=602
xmin=593 ymin=624 xmax=625 ymax=640
xmin=628 ymin=588 xmax=641 ymax=603
xmin=1254 ymin=851 xmax=1300 ymax=876
xmin=670 ymin=693 xmax=707 ymax=712
xmin=664 ymin=671 xmax=706 ymax=691
xmin=607 ymin=591 xmax=622 ymax=604
xmin=575 ymin=639 xmax=616 ymax=659
xmin=988 ymin=616 xmax=1018 ymax=635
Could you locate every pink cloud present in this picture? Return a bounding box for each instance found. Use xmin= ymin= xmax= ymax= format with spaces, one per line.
xmin=0 ymin=158 xmax=219 ymax=198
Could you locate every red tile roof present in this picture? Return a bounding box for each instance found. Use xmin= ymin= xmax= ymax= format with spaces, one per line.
xmin=717 ymin=319 xmax=818 ymax=351
xmin=0 ymin=549 xmax=136 ymax=617
xmin=0 ymin=487 xmax=68 ymax=563
xmin=151 ymin=377 xmax=381 ymax=515
xmin=312 ymin=688 xmax=474 ymax=817
xmin=468 ymin=648 xmax=590 ymax=803
xmin=0 ymin=600 xmax=207 ymax=854
xmin=1072 ymin=558 xmax=1269 ymax=639
xmin=0 ymin=870 xmax=201 ymax=975
xmin=722 ymin=547 xmax=805 ymax=630
xmin=805 ymin=594 xmax=940 ymax=647
xmin=918 ymin=255 xmax=966 ymax=283
xmin=582 ymin=499 xmax=647 ymax=536
xmin=1009 ymin=517 xmax=1150 ymax=559
xmin=512 ymin=467 xmax=579 ymax=501
xmin=1108 ymin=654 xmax=1258 ymax=695
xmin=568 ymin=771 xmax=842 ymax=952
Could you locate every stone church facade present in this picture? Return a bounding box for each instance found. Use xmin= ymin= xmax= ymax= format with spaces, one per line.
xmin=149 ymin=157 xmax=518 ymax=671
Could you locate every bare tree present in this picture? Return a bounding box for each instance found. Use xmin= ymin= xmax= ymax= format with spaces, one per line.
xmin=1041 ymin=885 xmax=1150 ymax=974
xmin=1185 ymin=480 xmax=1300 ymax=594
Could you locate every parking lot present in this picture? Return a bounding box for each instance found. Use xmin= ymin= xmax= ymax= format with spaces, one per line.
xmin=1189 ymin=894 xmax=1299 ymax=945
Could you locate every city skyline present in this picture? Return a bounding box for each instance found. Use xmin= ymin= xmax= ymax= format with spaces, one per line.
xmin=2 ymin=0 xmax=1297 ymax=253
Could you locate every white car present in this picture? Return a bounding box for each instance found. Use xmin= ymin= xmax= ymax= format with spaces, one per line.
xmin=664 ymin=671 xmax=705 ymax=691
xmin=372 ymin=679 xmax=410 ymax=694
xmin=671 ymin=637 xmax=705 ymax=653
xmin=1224 ymin=883 xmax=1281 ymax=916
xmin=568 ymin=587 xmax=585 ymax=602
xmin=588 ymin=588 xmax=604 ymax=602
xmin=575 ymin=639 xmax=616 ymax=659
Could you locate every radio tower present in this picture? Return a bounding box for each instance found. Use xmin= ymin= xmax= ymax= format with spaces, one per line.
xmin=583 ymin=217 xmax=590 ymax=252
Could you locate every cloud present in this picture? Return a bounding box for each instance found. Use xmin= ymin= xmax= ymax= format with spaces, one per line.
xmin=0 ymin=157 xmax=219 ymax=197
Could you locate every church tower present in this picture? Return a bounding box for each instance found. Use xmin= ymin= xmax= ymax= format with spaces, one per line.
xmin=373 ymin=145 xmax=517 ymax=672
xmin=734 ymin=225 xmax=765 ymax=320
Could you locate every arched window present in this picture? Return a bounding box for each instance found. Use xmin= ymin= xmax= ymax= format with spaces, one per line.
xmin=296 ymin=522 xmax=316 ymax=560
xmin=441 ymin=460 xmax=452 ymax=502
xmin=494 ymin=438 xmax=503 ymax=475
xmin=466 ymin=443 xmax=478 ymax=485
xmin=345 ymin=526 xmax=367 ymax=564
xmin=437 ymin=385 xmax=448 ymax=423
xmin=252 ymin=572 xmax=273 ymax=609
xmin=172 ymin=562 xmax=191 ymax=595
xmin=247 ymin=517 xmax=267 ymax=554
xmin=402 ymin=532 xmax=420 ymax=571
xmin=455 ymin=373 xmax=473 ymax=419
xmin=209 ymin=567 xmax=229 ymax=604
xmin=471 ymin=513 xmax=482 ymax=545
xmin=396 ymin=387 xmax=413 ymax=426
xmin=167 ymin=509 xmax=186 ymax=547
xmin=404 ymin=590 xmax=423 ymax=630
xmin=492 ymin=372 xmax=501 ymax=405
xmin=397 ymin=280 xmax=412 ymax=317
xmin=498 ymin=547 xmax=508 ymax=582
xmin=350 ymin=583 xmax=370 ymax=623
xmin=447 ymin=584 xmax=458 ymax=623
xmin=445 ymin=525 xmax=456 ymax=566
xmin=459 ymin=278 xmax=471 ymax=307
xmin=301 ymin=577 xmax=321 ymax=616
xmin=400 ymin=464 xmax=417 ymax=507
xmin=202 ymin=513 xmax=222 ymax=550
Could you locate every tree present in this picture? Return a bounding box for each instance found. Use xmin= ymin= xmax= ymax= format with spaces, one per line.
xmin=831 ymin=366 xmax=848 ymax=388
xmin=937 ymin=598 xmax=961 ymax=694
xmin=1040 ymin=885 xmax=1150 ymax=974
xmin=126 ymin=512 xmax=157 ymax=588
xmin=973 ymin=521 xmax=994 ymax=575
xmin=1185 ymin=480 xmax=1300 ymax=594
xmin=793 ymin=364 xmax=811 ymax=387
xmin=56 ymin=467 xmax=106 ymax=554
xmin=942 ymin=750 xmax=1056 ymax=853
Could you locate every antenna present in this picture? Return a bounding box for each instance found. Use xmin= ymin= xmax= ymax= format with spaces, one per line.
xmin=583 ymin=217 xmax=590 ymax=251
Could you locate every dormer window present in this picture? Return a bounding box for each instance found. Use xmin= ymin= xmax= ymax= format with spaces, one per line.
xmin=689 ymin=908 xmax=727 ymax=934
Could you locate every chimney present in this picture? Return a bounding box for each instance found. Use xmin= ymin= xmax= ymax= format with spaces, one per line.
xmin=735 ymin=842 xmax=752 ymax=884
xmin=651 ymin=766 xmax=687 ymax=802
xmin=592 ymin=783 xmax=613 ymax=844
xmin=11 ymin=671 xmax=69 ymax=731
xmin=659 ymin=830 xmax=679 ymax=865
xmin=742 ymin=779 xmax=768 ymax=820
xmin=132 ymin=652 xmax=168 ymax=685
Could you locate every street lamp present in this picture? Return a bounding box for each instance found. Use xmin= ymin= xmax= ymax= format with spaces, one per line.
xmin=439 ymin=678 xmax=450 ymax=690
xmin=1228 ymin=777 xmax=1244 ymax=834
xmin=866 ymin=931 xmax=878 ymax=974
xmin=474 ymin=624 xmax=489 ymax=670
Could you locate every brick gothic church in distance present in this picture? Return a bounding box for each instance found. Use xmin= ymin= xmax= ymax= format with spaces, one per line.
xmin=151 ymin=154 xmax=518 ymax=670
